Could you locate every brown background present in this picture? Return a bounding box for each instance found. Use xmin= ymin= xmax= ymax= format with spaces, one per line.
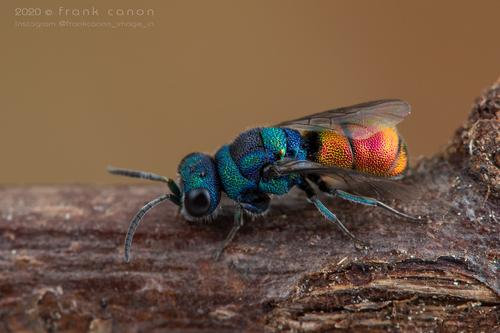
xmin=2 ymin=0 xmax=500 ymax=185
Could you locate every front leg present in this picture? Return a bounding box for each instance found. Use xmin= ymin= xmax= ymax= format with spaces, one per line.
xmin=213 ymin=205 xmax=244 ymax=260
xmin=213 ymin=190 xmax=270 ymax=260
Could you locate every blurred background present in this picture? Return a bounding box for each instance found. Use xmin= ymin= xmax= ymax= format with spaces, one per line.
xmin=2 ymin=0 xmax=500 ymax=184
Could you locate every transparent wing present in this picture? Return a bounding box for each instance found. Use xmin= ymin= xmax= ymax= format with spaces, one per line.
xmin=266 ymin=159 xmax=419 ymax=201
xmin=275 ymin=99 xmax=410 ymax=140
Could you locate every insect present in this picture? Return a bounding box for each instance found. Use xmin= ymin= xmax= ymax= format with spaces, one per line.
xmin=108 ymin=99 xmax=426 ymax=262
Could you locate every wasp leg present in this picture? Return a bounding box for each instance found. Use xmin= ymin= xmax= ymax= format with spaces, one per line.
xmin=307 ymin=174 xmax=426 ymax=221
xmin=297 ymin=178 xmax=370 ymax=248
xmin=213 ymin=205 xmax=244 ymax=260
xmin=124 ymin=194 xmax=179 ymax=263
xmin=335 ymin=190 xmax=426 ymax=221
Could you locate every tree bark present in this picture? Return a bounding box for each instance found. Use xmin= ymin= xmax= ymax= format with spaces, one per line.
xmin=2 ymin=79 xmax=500 ymax=332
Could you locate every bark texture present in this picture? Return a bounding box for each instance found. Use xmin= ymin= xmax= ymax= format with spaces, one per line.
xmin=2 ymin=79 xmax=500 ymax=332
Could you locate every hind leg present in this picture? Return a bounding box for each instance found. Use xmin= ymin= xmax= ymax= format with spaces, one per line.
xmin=307 ymin=174 xmax=426 ymax=221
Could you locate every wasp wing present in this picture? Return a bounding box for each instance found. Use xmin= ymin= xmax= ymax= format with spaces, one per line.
xmin=275 ymin=99 xmax=410 ymax=140
xmin=267 ymin=159 xmax=418 ymax=201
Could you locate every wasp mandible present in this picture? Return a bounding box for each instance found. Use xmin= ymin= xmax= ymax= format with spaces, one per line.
xmin=108 ymin=99 xmax=426 ymax=262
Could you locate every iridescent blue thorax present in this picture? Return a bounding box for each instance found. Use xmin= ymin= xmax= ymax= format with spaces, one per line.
xmin=214 ymin=127 xmax=308 ymax=214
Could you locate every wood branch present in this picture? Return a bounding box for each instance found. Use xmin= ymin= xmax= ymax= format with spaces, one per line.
xmin=2 ymin=79 xmax=500 ymax=332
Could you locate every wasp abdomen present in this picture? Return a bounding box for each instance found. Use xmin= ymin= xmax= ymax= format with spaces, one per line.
xmin=306 ymin=127 xmax=408 ymax=178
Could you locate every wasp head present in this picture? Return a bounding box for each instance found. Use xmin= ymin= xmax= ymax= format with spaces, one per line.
xmin=178 ymin=153 xmax=221 ymax=220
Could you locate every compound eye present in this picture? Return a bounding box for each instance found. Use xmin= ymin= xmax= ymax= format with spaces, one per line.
xmin=185 ymin=189 xmax=211 ymax=217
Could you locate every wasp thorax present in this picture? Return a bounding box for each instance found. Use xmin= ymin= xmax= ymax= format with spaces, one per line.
xmin=178 ymin=153 xmax=221 ymax=219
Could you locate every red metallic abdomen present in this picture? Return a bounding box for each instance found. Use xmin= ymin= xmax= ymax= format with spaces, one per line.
xmin=307 ymin=127 xmax=408 ymax=178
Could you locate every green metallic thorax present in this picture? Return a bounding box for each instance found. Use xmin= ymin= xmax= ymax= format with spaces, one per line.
xmin=214 ymin=127 xmax=307 ymax=213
